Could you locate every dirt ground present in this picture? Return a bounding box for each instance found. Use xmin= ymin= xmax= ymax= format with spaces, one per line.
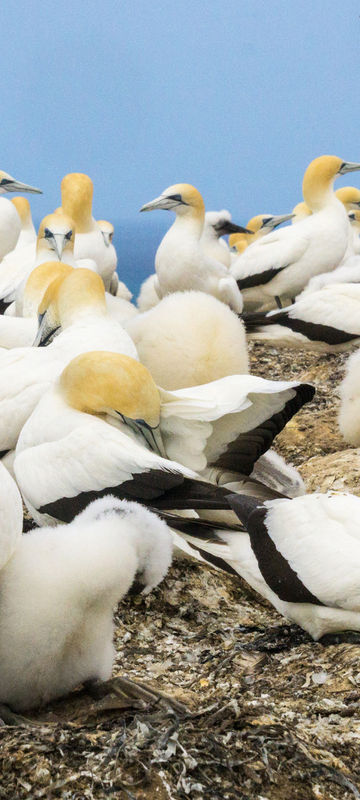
xmin=2 ymin=342 xmax=360 ymax=800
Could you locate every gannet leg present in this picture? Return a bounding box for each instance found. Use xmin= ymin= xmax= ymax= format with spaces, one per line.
xmin=275 ymin=295 xmax=282 ymax=308
xmin=0 ymin=704 xmax=32 ymax=726
xmin=84 ymin=676 xmax=187 ymax=713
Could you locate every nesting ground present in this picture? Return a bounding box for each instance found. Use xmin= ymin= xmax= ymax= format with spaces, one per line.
xmin=2 ymin=342 xmax=360 ymax=800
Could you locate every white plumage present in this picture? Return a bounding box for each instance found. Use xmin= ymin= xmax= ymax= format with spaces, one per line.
xmin=0 ymin=493 xmax=172 ymax=711
xmin=338 ymin=347 xmax=360 ymax=445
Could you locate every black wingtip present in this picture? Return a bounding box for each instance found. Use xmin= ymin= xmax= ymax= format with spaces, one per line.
xmin=227 ymin=493 xmax=265 ymax=528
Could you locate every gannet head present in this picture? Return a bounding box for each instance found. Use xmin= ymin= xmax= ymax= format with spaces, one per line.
xmin=229 ymin=234 xmax=248 ymax=254
xmin=24 ymin=261 xmax=73 ymax=318
xmin=97 ymin=219 xmax=114 ymax=247
xmin=204 ymin=210 xmax=251 ymax=237
xmin=37 ymin=211 xmax=75 ymax=261
xmin=10 ymin=197 xmax=33 ymax=227
xmin=229 ymin=213 xmax=293 ymax=248
xmin=291 ymin=201 xmax=312 ymax=224
xmin=302 ymin=156 xmax=360 ymax=211
xmin=335 ymin=186 xmax=360 ymax=211
xmin=61 ymin=173 xmax=94 ymax=232
xmin=140 ymin=183 xmax=205 ymax=219
xmin=348 ymin=209 xmax=360 ymax=232
xmin=59 ymin=350 xmax=166 ymax=455
xmin=34 ymin=268 xmax=106 ymax=346
xmin=0 ymin=170 xmax=42 ymax=195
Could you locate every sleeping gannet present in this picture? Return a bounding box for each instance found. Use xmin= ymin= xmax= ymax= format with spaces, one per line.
xmin=244 ymin=282 xmax=360 ymax=350
xmin=0 ymin=171 xmax=41 ymax=260
xmin=14 ymin=350 xmax=313 ymax=525
xmin=10 ymin=198 xmax=36 ymax=247
xmin=0 ymin=480 xmax=172 ymax=713
xmin=61 ymin=173 xmax=116 ymax=291
xmin=0 ymin=269 xmax=137 ymax=454
xmin=231 ymin=156 xmax=360 ymax=310
xmin=140 ymin=183 xmax=244 ymax=312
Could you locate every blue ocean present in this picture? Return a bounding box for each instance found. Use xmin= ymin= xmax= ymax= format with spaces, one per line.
xmin=112 ymin=217 xmax=169 ymax=300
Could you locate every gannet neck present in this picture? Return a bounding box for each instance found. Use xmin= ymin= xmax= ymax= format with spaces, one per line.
xmin=302 ymin=155 xmax=345 ymax=211
xmin=61 ymin=173 xmax=94 ymax=233
xmin=57 ymin=268 xmax=107 ymax=328
xmin=59 ymin=351 xmax=161 ymax=428
xmin=24 ymin=262 xmax=73 ymax=316
xmin=11 ymin=197 xmax=34 ymax=232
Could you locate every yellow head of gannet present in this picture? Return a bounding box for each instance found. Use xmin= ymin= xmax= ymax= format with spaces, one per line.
xmin=35 ymin=268 xmax=107 ymax=346
xmin=24 ymin=262 xmax=73 ymax=317
xmin=229 ymin=212 xmax=293 ymax=248
xmin=61 ymin=173 xmax=94 ymax=233
xmin=348 ymin=209 xmax=360 ymax=232
xmin=302 ymin=156 xmax=360 ymax=211
xmin=230 ymin=235 xmax=248 ymax=254
xmin=97 ymin=219 xmax=114 ymax=246
xmin=335 ymin=186 xmax=360 ymax=211
xmin=140 ymin=183 xmax=205 ymax=221
xmin=0 ymin=170 xmax=42 ymax=195
xmin=10 ymin=197 xmax=33 ymax=226
xmin=291 ymin=201 xmax=312 ymax=224
xmin=37 ymin=211 xmax=75 ymax=261
xmin=59 ymin=350 xmax=165 ymax=452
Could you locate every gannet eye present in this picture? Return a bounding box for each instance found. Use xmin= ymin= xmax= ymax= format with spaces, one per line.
xmin=109 ymin=232 xmax=113 ymax=242
xmin=167 ymin=194 xmax=183 ymax=202
xmin=65 ymin=230 xmax=73 ymax=240
xmin=0 ymin=179 xmax=12 ymax=187
xmin=44 ymin=228 xmax=53 ymax=239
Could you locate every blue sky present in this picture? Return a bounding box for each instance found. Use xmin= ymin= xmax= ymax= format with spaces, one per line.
xmin=1 ymin=1 xmax=360 ymax=290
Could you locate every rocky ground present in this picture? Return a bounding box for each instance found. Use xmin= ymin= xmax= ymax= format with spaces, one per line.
xmin=2 ymin=342 xmax=360 ymax=800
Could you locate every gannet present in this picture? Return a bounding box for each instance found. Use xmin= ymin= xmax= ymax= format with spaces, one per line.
xmin=300 ymin=210 xmax=360 ymax=294
xmin=231 ymin=156 xmax=360 ymax=310
xmin=338 ymin=347 xmax=360 ymax=445
xmin=140 ymin=183 xmax=244 ymax=312
xmin=0 ymin=171 xmax=41 ymax=260
xmin=201 ymin=210 xmax=250 ymax=267
xmin=97 ymin=219 xmax=125 ymax=298
xmin=0 ymin=485 xmax=172 ymax=713
xmin=291 ymin=201 xmax=312 ymax=224
xmin=0 ymin=262 xmax=73 ymax=348
xmin=10 ymin=198 xmax=36 ymax=247
xmin=14 ymin=350 xmax=313 ymax=525
xmin=336 ymin=186 xmax=360 ymax=210
xmin=61 ymin=174 xmax=116 ymax=291
xmin=127 ymin=291 xmax=249 ymax=389
xmin=229 ymin=213 xmax=293 ymax=250
xmin=137 ymin=274 xmax=161 ymax=312
xmin=0 ymin=269 xmax=137 ymax=454
xmin=244 ymin=282 xmax=360 ymax=350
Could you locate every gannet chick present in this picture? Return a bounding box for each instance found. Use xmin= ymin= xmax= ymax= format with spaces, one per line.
xmin=338 ymin=347 xmax=360 ymax=445
xmin=291 ymin=201 xmax=312 ymax=224
xmin=244 ymin=283 xmax=360 ymax=350
xmin=300 ymin=210 xmax=360 ymax=295
xmin=0 ymin=490 xmax=172 ymax=712
xmin=0 ymin=269 xmax=138 ymax=454
xmin=126 ymin=291 xmax=249 ymax=388
xmin=0 ymin=262 xmax=73 ymax=348
xmin=61 ymin=174 xmax=116 ymax=291
xmin=14 ymin=350 xmax=313 ymax=525
xmin=140 ymin=183 xmax=244 ymax=312
xmin=10 ymin=198 xmax=36 ymax=247
xmin=201 ymin=210 xmax=250 ymax=267
xmin=229 ymin=213 xmax=293 ymax=250
xmin=231 ymin=156 xmax=360 ymax=310
xmin=137 ymin=274 xmax=161 ymax=312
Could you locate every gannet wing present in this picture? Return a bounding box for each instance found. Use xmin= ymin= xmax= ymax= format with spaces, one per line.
xmin=231 ymin=228 xmax=309 ymax=289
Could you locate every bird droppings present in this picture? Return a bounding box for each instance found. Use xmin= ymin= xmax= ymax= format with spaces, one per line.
xmin=3 ymin=340 xmax=360 ymax=799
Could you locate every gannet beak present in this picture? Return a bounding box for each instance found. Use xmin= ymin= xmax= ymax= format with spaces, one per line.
xmin=101 ymin=231 xmax=111 ymax=247
xmin=264 ymin=213 xmax=294 ymax=229
xmin=339 ymin=161 xmax=360 ymax=175
xmin=140 ymin=194 xmax=180 ymax=212
xmin=44 ymin=233 xmax=67 ymax=260
xmin=0 ymin=177 xmax=42 ymax=194
xmin=33 ymin=314 xmax=60 ymax=347
xmin=122 ymin=415 xmax=167 ymax=456
xmin=219 ymin=221 xmax=253 ymax=235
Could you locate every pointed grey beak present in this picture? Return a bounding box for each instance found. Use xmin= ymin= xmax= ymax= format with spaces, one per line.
xmin=140 ymin=194 xmax=184 ymax=213
xmin=339 ymin=161 xmax=360 ymax=175
xmin=47 ymin=233 xmax=66 ymax=260
xmin=218 ymin=221 xmax=253 ymax=236
xmin=33 ymin=314 xmax=60 ymax=347
xmin=263 ymin=213 xmax=294 ymax=229
xmin=122 ymin=415 xmax=167 ymax=456
xmin=101 ymin=231 xmax=111 ymax=247
xmin=1 ymin=178 xmax=42 ymax=194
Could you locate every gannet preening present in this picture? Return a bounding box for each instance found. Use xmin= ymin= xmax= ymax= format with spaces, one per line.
xmin=300 ymin=210 xmax=360 ymax=295
xmin=14 ymin=350 xmax=313 ymax=525
xmin=61 ymin=174 xmax=116 ymax=291
xmin=10 ymin=198 xmax=36 ymax=247
xmin=140 ymin=183 xmax=244 ymax=312
xmin=338 ymin=348 xmax=360 ymax=445
xmin=229 ymin=213 xmax=293 ymax=251
xmin=244 ymin=283 xmax=360 ymax=350
xmin=219 ymin=492 xmax=360 ymax=639
xmin=0 ymin=269 xmax=138 ymax=454
xmin=201 ymin=210 xmax=251 ymax=267
xmin=0 ymin=171 xmax=41 ymax=262
xmin=0 ymin=487 xmax=172 ymax=714
xmin=0 ymin=262 xmax=73 ymax=349
xmin=231 ymin=156 xmax=360 ymax=310
xmin=126 ymin=291 xmax=249 ymax=389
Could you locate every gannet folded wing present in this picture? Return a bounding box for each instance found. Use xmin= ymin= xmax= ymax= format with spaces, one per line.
xmin=231 ymin=228 xmax=309 ymax=290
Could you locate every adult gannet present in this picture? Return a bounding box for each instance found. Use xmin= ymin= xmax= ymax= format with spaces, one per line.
xmin=0 ymin=482 xmax=172 ymax=714
xmin=300 ymin=210 xmax=360 ymax=295
xmin=10 ymin=198 xmax=36 ymax=247
xmin=231 ymin=156 xmax=360 ymax=310
xmin=291 ymin=201 xmax=312 ymax=224
xmin=0 ymin=269 xmax=138 ymax=454
xmin=140 ymin=183 xmax=244 ymax=312
xmin=14 ymin=350 xmax=313 ymax=525
xmin=229 ymin=213 xmax=293 ymax=250
xmin=244 ymin=283 xmax=360 ymax=350
xmin=61 ymin=173 xmax=116 ymax=290
xmin=0 ymin=171 xmax=41 ymax=260
xmin=97 ymin=219 xmax=128 ymax=298
xmin=336 ymin=186 xmax=360 ymax=210
xmin=127 ymin=291 xmax=249 ymax=388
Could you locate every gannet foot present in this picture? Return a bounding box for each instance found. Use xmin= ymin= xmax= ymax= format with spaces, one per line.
xmin=84 ymin=676 xmax=187 ymax=713
xmin=0 ymin=704 xmax=32 ymax=726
